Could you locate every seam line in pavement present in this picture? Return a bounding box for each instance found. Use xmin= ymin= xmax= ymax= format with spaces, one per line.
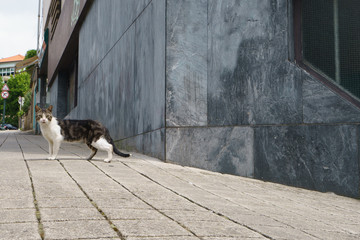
xmin=135 ymin=160 xmax=324 ymax=240
xmin=0 ymin=132 xmax=9 ymax=148
xmin=15 ymin=134 xmax=45 ymax=240
xmin=57 ymin=160 xmax=126 ymax=240
xmin=88 ymin=161 xmax=204 ymax=240
xmin=121 ymin=161 xmax=275 ymax=240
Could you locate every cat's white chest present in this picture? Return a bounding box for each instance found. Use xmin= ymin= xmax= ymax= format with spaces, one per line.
xmin=40 ymin=118 xmax=63 ymax=141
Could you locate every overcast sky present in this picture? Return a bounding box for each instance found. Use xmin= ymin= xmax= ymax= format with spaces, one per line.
xmin=0 ymin=0 xmax=39 ymax=59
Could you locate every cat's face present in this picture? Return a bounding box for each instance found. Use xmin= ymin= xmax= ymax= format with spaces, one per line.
xmin=35 ymin=105 xmax=53 ymax=125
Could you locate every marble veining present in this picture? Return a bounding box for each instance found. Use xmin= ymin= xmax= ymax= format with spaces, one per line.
xmin=303 ymin=73 xmax=360 ymax=123
xmin=166 ymin=127 xmax=254 ymax=177
xmin=254 ymin=125 xmax=360 ymax=198
xmin=208 ymin=0 xmax=302 ymax=126
xmin=166 ymin=0 xmax=208 ymax=127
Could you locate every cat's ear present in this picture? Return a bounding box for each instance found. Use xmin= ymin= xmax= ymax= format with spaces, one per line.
xmin=35 ymin=105 xmax=41 ymax=112
xmin=47 ymin=105 xmax=53 ymax=112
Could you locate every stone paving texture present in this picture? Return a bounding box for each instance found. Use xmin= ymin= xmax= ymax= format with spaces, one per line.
xmin=0 ymin=130 xmax=359 ymax=240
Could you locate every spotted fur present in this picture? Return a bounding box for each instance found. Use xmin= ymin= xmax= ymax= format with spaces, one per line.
xmin=35 ymin=105 xmax=130 ymax=162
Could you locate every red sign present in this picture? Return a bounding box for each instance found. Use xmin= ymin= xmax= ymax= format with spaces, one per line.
xmin=1 ymin=84 xmax=9 ymax=91
xmin=1 ymin=91 xmax=9 ymax=99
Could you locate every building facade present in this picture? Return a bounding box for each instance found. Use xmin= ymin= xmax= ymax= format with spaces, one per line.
xmin=43 ymin=0 xmax=360 ymax=198
xmin=0 ymin=55 xmax=24 ymax=77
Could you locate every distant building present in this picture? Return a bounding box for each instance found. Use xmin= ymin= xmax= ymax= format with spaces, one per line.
xmin=0 ymin=55 xmax=25 ymax=77
xmin=40 ymin=0 xmax=360 ymax=198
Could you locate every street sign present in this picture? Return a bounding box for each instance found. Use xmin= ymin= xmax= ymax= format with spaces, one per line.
xmin=18 ymin=96 xmax=24 ymax=105
xmin=1 ymin=91 xmax=9 ymax=99
xmin=1 ymin=84 xmax=9 ymax=91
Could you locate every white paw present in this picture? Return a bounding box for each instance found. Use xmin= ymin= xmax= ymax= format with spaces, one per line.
xmin=47 ymin=156 xmax=56 ymax=160
xmin=103 ymin=158 xmax=111 ymax=163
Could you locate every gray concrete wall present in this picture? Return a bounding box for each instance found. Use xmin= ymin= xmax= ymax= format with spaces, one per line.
xmin=62 ymin=0 xmax=359 ymax=198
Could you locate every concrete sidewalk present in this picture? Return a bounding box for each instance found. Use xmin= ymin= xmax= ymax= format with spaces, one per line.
xmin=0 ymin=131 xmax=359 ymax=240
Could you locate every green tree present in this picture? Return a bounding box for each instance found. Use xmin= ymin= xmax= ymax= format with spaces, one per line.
xmin=23 ymin=49 xmax=37 ymax=75
xmin=25 ymin=49 xmax=37 ymax=59
xmin=0 ymin=72 xmax=31 ymax=127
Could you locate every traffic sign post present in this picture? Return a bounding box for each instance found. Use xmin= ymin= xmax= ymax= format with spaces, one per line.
xmin=1 ymin=84 xmax=9 ymax=91
xmin=2 ymin=98 xmax=5 ymax=126
xmin=1 ymin=84 xmax=10 ymax=126
xmin=1 ymin=91 xmax=9 ymax=99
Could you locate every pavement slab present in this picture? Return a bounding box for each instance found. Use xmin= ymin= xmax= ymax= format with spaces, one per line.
xmin=42 ymin=220 xmax=118 ymax=239
xmin=112 ymin=219 xmax=193 ymax=238
xmin=0 ymin=222 xmax=40 ymax=240
xmin=0 ymin=130 xmax=359 ymax=240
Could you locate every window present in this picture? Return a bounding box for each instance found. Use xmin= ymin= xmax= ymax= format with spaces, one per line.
xmin=49 ymin=0 xmax=61 ymax=39
xmin=294 ymin=0 xmax=360 ymax=100
xmin=0 ymin=68 xmax=15 ymax=76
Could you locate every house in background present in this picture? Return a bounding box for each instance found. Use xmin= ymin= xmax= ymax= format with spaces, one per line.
xmin=0 ymin=54 xmax=25 ymax=77
xmin=41 ymin=0 xmax=360 ymax=198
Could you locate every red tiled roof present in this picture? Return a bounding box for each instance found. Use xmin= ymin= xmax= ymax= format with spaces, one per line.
xmin=0 ymin=54 xmax=25 ymax=63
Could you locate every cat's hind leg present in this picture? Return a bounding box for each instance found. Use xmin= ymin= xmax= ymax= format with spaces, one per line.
xmin=86 ymin=143 xmax=98 ymax=160
xmin=91 ymin=137 xmax=113 ymax=163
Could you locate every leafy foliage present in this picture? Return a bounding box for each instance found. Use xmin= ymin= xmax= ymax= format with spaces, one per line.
xmin=22 ymin=90 xmax=32 ymax=114
xmin=24 ymin=49 xmax=37 ymax=74
xmin=25 ymin=49 xmax=37 ymax=59
xmin=0 ymin=72 xmax=31 ymax=127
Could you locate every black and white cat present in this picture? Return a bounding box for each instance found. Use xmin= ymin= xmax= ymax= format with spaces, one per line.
xmin=35 ymin=105 xmax=130 ymax=162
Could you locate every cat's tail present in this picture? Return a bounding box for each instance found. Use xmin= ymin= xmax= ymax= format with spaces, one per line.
xmin=104 ymin=129 xmax=131 ymax=158
xmin=113 ymin=144 xmax=131 ymax=158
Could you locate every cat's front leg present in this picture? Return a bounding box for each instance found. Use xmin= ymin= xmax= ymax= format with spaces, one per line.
xmin=49 ymin=139 xmax=62 ymax=160
xmin=47 ymin=140 xmax=54 ymax=160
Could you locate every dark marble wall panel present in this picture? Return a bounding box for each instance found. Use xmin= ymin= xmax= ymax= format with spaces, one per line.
xmin=303 ymin=73 xmax=360 ymax=124
xmin=110 ymin=0 xmax=151 ymax=51
xmin=76 ymin=0 xmax=165 ymax=143
xmin=76 ymin=70 xmax=94 ymax=120
xmin=68 ymin=0 xmax=360 ymax=198
xmin=166 ymin=0 xmax=208 ymax=127
xmin=75 ymin=31 xmax=133 ymax=139
xmin=66 ymin=107 xmax=79 ymax=119
xmin=116 ymin=129 xmax=165 ymax=160
xmin=57 ymin=73 xmax=70 ymax=119
xmin=48 ymin=75 xmax=59 ymax=117
xmin=254 ymin=125 xmax=360 ymax=198
xmin=72 ymin=56 xmax=114 ymax=132
xmin=208 ymin=0 xmax=302 ymax=125
xmin=78 ymin=0 xmax=101 ymax=83
xmin=166 ymin=127 xmax=254 ymax=177
xmin=49 ymin=73 xmax=69 ymax=119
xmin=113 ymin=27 xmax=136 ymax=140
xmin=78 ymin=0 xmax=152 ymax=84
xmin=134 ymin=0 xmax=165 ymax=135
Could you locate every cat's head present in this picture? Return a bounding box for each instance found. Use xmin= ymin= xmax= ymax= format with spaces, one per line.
xmin=35 ymin=105 xmax=53 ymax=125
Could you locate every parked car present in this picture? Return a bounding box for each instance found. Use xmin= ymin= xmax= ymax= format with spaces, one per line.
xmin=2 ymin=124 xmax=18 ymax=130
